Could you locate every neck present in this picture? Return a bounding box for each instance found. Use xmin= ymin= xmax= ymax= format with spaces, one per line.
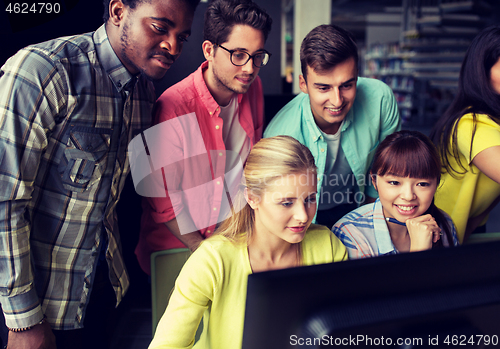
xmin=387 ymin=222 xmax=410 ymax=252
xmin=248 ymin=229 xmax=300 ymax=273
xmin=203 ymin=63 xmax=234 ymax=106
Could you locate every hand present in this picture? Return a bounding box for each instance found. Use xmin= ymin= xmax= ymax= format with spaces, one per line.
xmin=406 ymin=214 xmax=441 ymax=252
xmin=7 ymin=320 xmax=56 ymax=349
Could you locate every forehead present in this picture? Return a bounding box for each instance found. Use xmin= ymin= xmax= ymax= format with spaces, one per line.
xmin=223 ymin=24 xmax=265 ymax=51
xmin=135 ymin=0 xmax=194 ymax=24
xmin=265 ymin=173 xmax=317 ymax=197
xmin=305 ymin=58 xmax=357 ymax=86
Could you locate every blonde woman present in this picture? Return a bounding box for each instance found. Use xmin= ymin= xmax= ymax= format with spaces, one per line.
xmin=149 ymin=136 xmax=347 ymax=349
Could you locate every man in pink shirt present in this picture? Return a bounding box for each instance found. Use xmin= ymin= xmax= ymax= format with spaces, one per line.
xmin=134 ymin=0 xmax=273 ymax=274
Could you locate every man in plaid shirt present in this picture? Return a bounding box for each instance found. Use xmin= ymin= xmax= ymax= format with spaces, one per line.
xmin=0 ymin=0 xmax=199 ymax=348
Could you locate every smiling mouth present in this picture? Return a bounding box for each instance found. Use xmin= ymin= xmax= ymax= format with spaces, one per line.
xmin=325 ymin=106 xmax=344 ymax=114
xmin=396 ymin=205 xmax=417 ymax=212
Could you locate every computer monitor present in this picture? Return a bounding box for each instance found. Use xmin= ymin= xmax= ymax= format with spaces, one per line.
xmin=242 ymin=242 xmax=500 ymax=348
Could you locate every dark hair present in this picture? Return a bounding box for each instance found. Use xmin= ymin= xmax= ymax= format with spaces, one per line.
xmin=203 ymin=0 xmax=272 ymax=44
xmin=300 ymin=24 xmax=358 ymax=80
xmin=103 ymin=0 xmax=200 ymax=22
xmin=430 ymin=25 xmax=500 ymax=176
xmin=371 ymin=130 xmax=454 ymax=249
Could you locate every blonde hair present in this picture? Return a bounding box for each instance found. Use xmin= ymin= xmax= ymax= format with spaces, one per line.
xmin=215 ymin=136 xmax=317 ymax=243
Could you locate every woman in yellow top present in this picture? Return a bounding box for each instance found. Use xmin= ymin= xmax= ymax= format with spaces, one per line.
xmin=431 ymin=25 xmax=500 ymax=243
xmin=149 ymin=136 xmax=347 ymax=349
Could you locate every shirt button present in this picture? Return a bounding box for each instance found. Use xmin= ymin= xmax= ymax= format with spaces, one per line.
xmin=213 ymin=207 xmax=217 ymax=211
xmin=209 ymin=111 xmax=213 ymax=115
xmin=219 ymin=152 xmax=223 ymax=156
xmin=215 ymin=125 xmax=220 ymax=130
xmin=207 ymin=230 xmax=211 ymax=233
xmin=216 ymin=181 xmax=221 ymax=185
xmin=320 ymin=148 xmax=325 ymax=152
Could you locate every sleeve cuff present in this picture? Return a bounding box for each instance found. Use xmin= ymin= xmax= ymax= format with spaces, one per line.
xmin=0 ymin=287 xmax=44 ymax=329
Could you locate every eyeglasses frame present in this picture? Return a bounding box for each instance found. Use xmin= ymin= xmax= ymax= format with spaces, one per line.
xmin=214 ymin=43 xmax=271 ymax=68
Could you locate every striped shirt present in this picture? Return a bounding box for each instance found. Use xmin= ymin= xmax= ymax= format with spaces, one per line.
xmin=0 ymin=25 xmax=155 ymax=330
xmin=332 ymin=199 xmax=459 ymax=259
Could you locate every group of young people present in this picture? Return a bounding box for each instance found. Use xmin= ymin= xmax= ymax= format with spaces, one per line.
xmin=0 ymin=0 xmax=499 ymax=348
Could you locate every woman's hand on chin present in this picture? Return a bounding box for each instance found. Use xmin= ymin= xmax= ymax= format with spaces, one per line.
xmin=407 ymin=214 xmax=441 ymax=252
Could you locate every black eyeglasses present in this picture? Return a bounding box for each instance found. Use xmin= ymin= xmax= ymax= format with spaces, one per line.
xmin=215 ymin=43 xmax=271 ymax=68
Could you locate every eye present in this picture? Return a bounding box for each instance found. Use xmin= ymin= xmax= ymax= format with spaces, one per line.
xmin=340 ymin=83 xmax=354 ymax=90
xmin=233 ymin=51 xmax=247 ymax=59
xmin=178 ymin=35 xmax=189 ymax=43
xmin=318 ymin=86 xmax=330 ymax=92
xmin=305 ymin=196 xmax=317 ymax=205
xmin=388 ymin=181 xmax=400 ymax=185
xmin=281 ymin=201 xmax=293 ymax=207
xmin=152 ymin=24 xmax=167 ymax=34
xmin=417 ymin=181 xmax=431 ymax=187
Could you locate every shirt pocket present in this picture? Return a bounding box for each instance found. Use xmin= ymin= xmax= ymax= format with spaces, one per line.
xmin=58 ymin=127 xmax=112 ymax=192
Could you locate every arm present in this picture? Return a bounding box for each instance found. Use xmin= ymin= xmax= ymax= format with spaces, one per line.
xmin=463 ymin=146 xmax=500 ymax=238
xmin=165 ymin=212 xmax=204 ymax=252
xmin=0 ymin=50 xmax=65 ymax=346
xmin=149 ymin=243 xmax=217 ymax=349
xmin=7 ymin=321 xmax=56 ymax=349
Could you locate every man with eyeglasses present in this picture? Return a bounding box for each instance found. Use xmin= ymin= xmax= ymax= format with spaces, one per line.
xmin=135 ymin=0 xmax=272 ymax=275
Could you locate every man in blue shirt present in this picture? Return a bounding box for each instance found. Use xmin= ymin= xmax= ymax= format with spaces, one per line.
xmin=265 ymin=24 xmax=401 ymax=229
xmin=0 ymin=0 xmax=199 ymax=348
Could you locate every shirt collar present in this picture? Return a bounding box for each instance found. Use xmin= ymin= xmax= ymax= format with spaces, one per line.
xmin=94 ymin=24 xmax=136 ymax=94
xmin=372 ymin=199 xmax=398 ymax=255
xmin=194 ymin=61 xmax=242 ymax=116
xmin=302 ymin=94 xmax=323 ymax=142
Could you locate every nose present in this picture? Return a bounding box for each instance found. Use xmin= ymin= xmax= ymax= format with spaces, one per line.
xmin=329 ymin=87 xmax=343 ymax=107
xmin=160 ymin=36 xmax=181 ymax=56
xmin=293 ymin=202 xmax=309 ymax=224
xmin=400 ymin=183 xmax=416 ymax=201
xmin=241 ymin=58 xmax=256 ymax=74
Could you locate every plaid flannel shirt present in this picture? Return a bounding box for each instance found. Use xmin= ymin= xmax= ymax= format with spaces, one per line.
xmin=0 ymin=25 xmax=155 ymax=330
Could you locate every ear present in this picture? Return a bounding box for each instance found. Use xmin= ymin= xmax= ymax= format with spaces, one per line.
xmin=202 ymin=40 xmax=215 ymax=61
xmin=108 ymin=0 xmax=126 ymax=26
xmin=299 ymin=74 xmax=308 ymax=94
xmin=370 ymin=173 xmax=378 ymax=191
xmin=244 ymin=188 xmax=259 ymax=210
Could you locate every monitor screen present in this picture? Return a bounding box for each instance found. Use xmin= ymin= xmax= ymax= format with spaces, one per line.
xmin=242 ymin=242 xmax=500 ymax=348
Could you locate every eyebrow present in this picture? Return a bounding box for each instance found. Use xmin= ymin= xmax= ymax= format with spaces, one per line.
xmin=149 ymin=17 xmax=192 ymax=35
xmin=227 ymin=47 xmax=267 ymax=54
xmin=313 ymin=77 xmax=357 ymax=88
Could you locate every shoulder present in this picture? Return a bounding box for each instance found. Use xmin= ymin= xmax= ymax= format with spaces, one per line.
xmin=264 ymin=93 xmax=308 ymax=137
xmin=355 ymin=77 xmax=396 ymax=105
xmin=155 ymin=71 xmax=199 ymax=120
xmin=302 ymin=224 xmax=347 ymax=263
xmin=4 ymin=32 xmax=95 ymax=77
xmin=457 ymin=112 xmax=500 ymax=130
xmin=356 ymin=77 xmax=392 ymax=93
xmin=195 ymin=234 xmax=243 ymax=262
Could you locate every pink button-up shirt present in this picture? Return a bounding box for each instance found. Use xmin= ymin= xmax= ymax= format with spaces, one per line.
xmin=135 ymin=61 xmax=264 ymax=274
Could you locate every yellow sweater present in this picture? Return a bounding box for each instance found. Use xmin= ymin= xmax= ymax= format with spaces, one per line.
xmin=149 ymin=224 xmax=347 ymax=349
xmin=435 ymin=113 xmax=500 ymax=243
